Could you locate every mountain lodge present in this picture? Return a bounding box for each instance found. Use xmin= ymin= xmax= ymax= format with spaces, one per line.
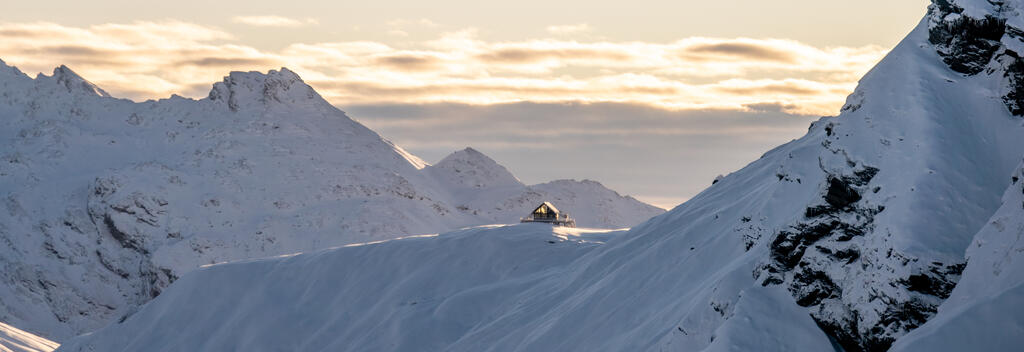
xmin=520 ymin=202 xmax=576 ymax=227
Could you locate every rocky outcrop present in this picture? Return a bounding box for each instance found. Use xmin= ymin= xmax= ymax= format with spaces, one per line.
xmin=928 ymin=0 xmax=1006 ymax=74
xmin=928 ymin=0 xmax=1024 ymax=117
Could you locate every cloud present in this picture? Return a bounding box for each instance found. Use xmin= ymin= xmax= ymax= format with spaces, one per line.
xmin=0 ymin=20 xmax=888 ymax=115
xmin=713 ymin=79 xmax=826 ymax=96
xmin=373 ymin=53 xmax=443 ymax=71
xmin=546 ymin=24 xmax=592 ymax=35
xmin=685 ymin=42 xmax=797 ymax=62
xmin=232 ymin=16 xmax=318 ymax=27
xmin=744 ymin=102 xmax=799 ymax=113
xmin=177 ymin=57 xmax=278 ymax=67
xmin=476 ymin=45 xmax=632 ymax=64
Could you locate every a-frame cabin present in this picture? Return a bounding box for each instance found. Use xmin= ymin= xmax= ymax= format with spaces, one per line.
xmin=520 ymin=202 xmax=576 ymax=227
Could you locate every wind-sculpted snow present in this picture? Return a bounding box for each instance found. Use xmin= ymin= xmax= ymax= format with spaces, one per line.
xmin=0 ymin=60 xmax=662 ymax=340
xmin=58 ymin=2 xmax=1024 ymax=351
xmin=0 ymin=322 xmax=58 ymax=352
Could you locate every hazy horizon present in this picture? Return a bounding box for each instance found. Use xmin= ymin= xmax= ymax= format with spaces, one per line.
xmin=0 ymin=0 xmax=930 ymax=208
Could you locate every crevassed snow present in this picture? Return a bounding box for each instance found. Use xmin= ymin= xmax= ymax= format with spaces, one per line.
xmin=56 ymin=1 xmax=1024 ymax=350
xmin=0 ymin=60 xmax=662 ymax=340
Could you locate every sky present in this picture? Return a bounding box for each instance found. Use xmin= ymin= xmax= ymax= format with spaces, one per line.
xmin=1 ymin=0 xmax=930 ymax=208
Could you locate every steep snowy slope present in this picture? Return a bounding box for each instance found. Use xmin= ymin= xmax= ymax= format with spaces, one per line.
xmin=0 ymin=322 xmax=57 ymax=352
xmin=889 ymin=163 xmax=1024 ymax=351
xmin=58 ymin=1 xmax=1024 ymax=351
xmin=0 ymin=61 xmax=661 ymax=340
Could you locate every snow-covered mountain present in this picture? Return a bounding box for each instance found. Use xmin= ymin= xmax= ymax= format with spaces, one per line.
xmin=0 ymin=61 xmax=663 ymax=340
xmin=57 ymin=0 xmax=1024 ymax=351
xmin=424 ymin=147 xmax=662 ymax=228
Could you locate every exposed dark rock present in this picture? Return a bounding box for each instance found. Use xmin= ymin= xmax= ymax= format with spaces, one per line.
xmin=102 ymin=214 xmax=147 ymax=255
xmin=816 ymin=317 xmax=868 ymax=352
xmin=95 ymin=250 xmax=130 ymax=279
xmin=1002 ymin=50 xmax=1024 ymax=116
xmin=927 ymin=1 xmax=1024 ymax=116
xmin=760 ymin=276 xmax=784 ymax=286
xmin=879 ymin=299 xmax=937 ymax=337
xmin=805 ymin=205 xmax=832 ymax=218
xmin=817 ymin=245 xmax=860 ymax=264
xmin=901 ymin=262 xmax=965 ymax=299
xmin=791 ymin=268 xmax=841 ymax=307
xmin=929 ymin=2 xmax=1007 ymax=75
xmin=770 ymin=220 xmax=840 ymax=270
xmin=851 ymin=167 xmax=879 ymax=185
xmin=758 ymin=163 xmax=910 ymax=351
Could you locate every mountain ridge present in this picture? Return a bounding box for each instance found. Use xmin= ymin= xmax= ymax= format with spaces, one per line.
xmin=0 ymin=60 xmax=663 ymax=340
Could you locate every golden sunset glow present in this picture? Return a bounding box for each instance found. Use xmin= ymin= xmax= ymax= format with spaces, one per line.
xmin=0 ymin=20 xmax=888 ymax=116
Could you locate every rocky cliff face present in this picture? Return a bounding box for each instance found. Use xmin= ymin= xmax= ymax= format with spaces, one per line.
xmin=743 ymin=2 xmax=1024 ymax=349
xmin=929 ymin=0 xmax=1024 ymax=117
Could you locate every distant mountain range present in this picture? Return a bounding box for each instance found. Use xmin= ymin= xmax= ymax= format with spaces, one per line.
xmin=0 ymin=61 xmax=663 ymax=340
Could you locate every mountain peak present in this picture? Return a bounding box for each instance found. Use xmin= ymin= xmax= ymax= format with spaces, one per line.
xmin=207 ymin=67 xmax=323 ymax=111
xmin=428 ymin=147 xmax=522 ymax=189
xmin=35 ymin=65 xmax=111 ymax=97
xmin=438 ymin=147 xmax=502 ymax=169
xmin=456 ymin=146 xmax=485 ymax=157
xmin=0 ymin=58 xmax=28 ymax=81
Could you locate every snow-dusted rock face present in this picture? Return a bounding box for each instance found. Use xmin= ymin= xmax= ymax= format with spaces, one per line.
xmin=57 ymin=2 xmax=1024 ymax=351
xmin=0 ymin=60 xmax=662 ymax=340
xmin=928 ymin=0 xmax=1024 ymax=115
xmin=742 ymin=2 xmax=1024 ymax=347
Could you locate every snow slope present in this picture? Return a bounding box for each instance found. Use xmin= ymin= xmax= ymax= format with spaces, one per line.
xmin=0 ymin=62 xmax=662 ymax=340
xmin=889 ymin=163 xmax=1024 ymax=351
xmin=59 ymin=1 xmax=1024 ymax=351
xmin=0 ymin=322 xmax=57 ymax=352
xmin=60 ymin=225 xmax=621 ymax=352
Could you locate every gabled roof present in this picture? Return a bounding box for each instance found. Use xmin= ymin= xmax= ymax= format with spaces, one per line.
xmin=532 ymin=202 xmax=559 ymax=214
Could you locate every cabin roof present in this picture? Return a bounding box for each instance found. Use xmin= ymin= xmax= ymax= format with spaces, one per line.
xmin=532 ymin=202 xmax=559 ymax=214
